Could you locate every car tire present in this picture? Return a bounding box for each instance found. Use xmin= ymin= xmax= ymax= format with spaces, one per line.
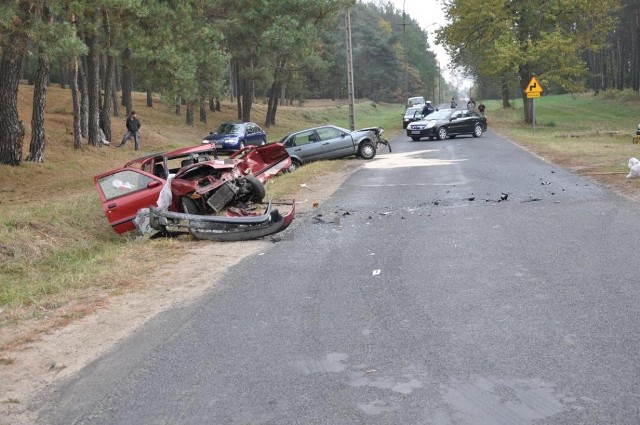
xmin=259 ymin=139 xmax=266 ymax=146
xmin=472 ymin=123 xmax=483 ymax=137
xmin=411 ymin=136 xmax=420 ymax=141
xmin=358 ymin=141 xmax=376 ymax=160
xmin=287 ymin=159 xmax=301 ymax=173
xmin=180 ymin=196 xmax=201 ymax=215
xmin=437 ymin=127 xmax=448 ymax=140
xmin=241 ymin=174 xmax=266 ymax=203
xmin=240 ymin=142 xmax=246 ymax=150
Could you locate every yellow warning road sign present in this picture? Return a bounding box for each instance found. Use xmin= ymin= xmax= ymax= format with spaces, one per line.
xmin=525 ymin=77 xmax=543 ymax=95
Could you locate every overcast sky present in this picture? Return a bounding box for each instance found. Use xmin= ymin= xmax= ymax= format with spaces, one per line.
xmin=362 ymin=0 xmax=471 ymax=89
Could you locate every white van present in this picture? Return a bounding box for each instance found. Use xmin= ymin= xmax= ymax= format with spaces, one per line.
xmin=407 ymin=96 xmax=426 ymax=107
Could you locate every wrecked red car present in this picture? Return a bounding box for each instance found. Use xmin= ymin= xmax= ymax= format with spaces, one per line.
xmin=94 ymin=143 xmax=294 ymax=240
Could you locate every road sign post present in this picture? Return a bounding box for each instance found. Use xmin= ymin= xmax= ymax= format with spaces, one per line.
xmin=525 ymin=77 xmax=543 ymax=135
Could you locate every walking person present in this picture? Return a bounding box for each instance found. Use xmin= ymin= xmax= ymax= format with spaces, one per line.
xmin=450 ymin=97 xmax=457 ymax=109
xmin=467 ymin=97 xmax=477 ymax=112
xmin=478 ymin=101 xmax=486 ymax=116
xmin=117 ymin=111 xmax=142 ymax=150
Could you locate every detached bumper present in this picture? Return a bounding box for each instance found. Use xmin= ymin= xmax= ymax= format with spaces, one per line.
xmin=149 ymin=200 xmax=295 ymax=241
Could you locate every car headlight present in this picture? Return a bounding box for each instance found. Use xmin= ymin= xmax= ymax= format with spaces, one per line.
xmin=426 ymin=121 xmax=436 ymax=129
xmin=223 ymin=138 xmax=239 ymax=146
xmin=202 ymin=139 xmax=210 ymax=144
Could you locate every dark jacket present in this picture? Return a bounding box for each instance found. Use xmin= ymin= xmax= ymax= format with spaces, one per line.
xmin=126 ymin=116 xmax=141 ymax=132
xmin=422 ymin=104 xmax=434 ymax=115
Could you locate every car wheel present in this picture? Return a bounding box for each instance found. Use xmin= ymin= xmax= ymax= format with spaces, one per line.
xmin=437 ymin=127 xmax=448 ymax=140
xmin=240 ymin=142 xmax=246 ymax=150
xmin=241 ymin=174 xmax=266 ymax=203
xmin=180 ymin=196 xmax=201 ymax=215
xmin=358 ymin=141 xmax=376 ymax=160
xmin=259 ymin=139 xmax=266 ymax=146
xmin=411 ymin=136 xmax=420 ymax=141
xmin=472 ymin=123 xmax=483 ymax=137
xmin=287 ymin=159 xmax=301 ymax=173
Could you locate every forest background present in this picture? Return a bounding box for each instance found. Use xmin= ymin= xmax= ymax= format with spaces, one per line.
xmin=0 ymin=0 xmax=637 ymax=166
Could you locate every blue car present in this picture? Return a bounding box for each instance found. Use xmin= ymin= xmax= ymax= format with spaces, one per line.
xmin=202 ymin=122 xmax=267 ymax=152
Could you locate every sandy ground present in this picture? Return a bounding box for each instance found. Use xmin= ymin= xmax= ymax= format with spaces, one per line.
xmin=0 ymin=165 xmax=360 ymax=425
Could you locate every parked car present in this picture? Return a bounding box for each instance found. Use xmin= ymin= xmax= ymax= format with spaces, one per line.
xmin=407 ymin=96 xmax=426 ymax=107
xmin=279 ymin=125 xmax=377 ymax=171
xmin=94 ymin=143 xmax=292 ymax=236
xmin=202 ymin=122 xmax=267 ymax=152
xmin=403 ymin=106 xmax=424 ymax=129
xmin=406 ymin=108 xmax=487 ymax=141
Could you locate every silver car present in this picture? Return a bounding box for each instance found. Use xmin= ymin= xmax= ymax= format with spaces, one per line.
xmin=403 ymin=106 xmax=424 ymax=128
xmin=280 ymin=125 xmax=377 ymax=171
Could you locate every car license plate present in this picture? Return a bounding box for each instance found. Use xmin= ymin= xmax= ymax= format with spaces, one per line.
xmin=412 ymin=130 xmax=421 ymax=134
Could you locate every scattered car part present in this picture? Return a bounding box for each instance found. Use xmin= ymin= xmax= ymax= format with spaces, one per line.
xmin=148 ymin=200 xmax=295 ymax=242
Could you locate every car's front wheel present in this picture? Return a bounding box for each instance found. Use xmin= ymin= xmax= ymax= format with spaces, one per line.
xmin=358 ymin=141 xmax=376 ymax=160
xmin=239 ymin=175 xmax=266 ymax=203
xmin=259 ymin=139 xmax=266 ymax=146
xmin=472 ymin=123 xmax=483 ymax=137
xmin=437 ymin=127 xmax=448 ymax=140
xmin=287 ymin=158 xmax=301 ymax=173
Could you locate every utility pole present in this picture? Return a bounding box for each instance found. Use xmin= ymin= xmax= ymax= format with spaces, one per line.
xmin=344 ymin=7 xmax=355 ymax=130
xmin=402 ymin=0 xmax=407 ymax=101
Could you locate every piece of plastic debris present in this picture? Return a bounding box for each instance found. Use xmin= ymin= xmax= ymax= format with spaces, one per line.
xmin=372 ymin=269 xmax=381 ymax=276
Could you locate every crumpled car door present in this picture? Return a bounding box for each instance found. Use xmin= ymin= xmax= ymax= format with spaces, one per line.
xmin=94 ymin=168 xmax=164 ymax=234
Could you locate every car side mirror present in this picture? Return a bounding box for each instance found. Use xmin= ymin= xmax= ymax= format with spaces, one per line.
xmin=209 ymin=131 xmax=214 ymax=135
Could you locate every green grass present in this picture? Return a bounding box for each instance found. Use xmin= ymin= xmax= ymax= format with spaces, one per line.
xmin=482 ymin=91 xmax=640 ymax=173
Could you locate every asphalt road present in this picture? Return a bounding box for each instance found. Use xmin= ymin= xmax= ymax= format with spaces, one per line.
xmin=35 ymin=128 xmax=640 ymax=424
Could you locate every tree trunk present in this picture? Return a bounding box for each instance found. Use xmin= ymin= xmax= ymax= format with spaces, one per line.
xmin=100 ymin=54 xmax=114 ymax=143
xmin=99 ymin=7 xmax=113 ymax=144
xmin=27 ymin=55 xmax=50 ymax=162
xmin=78 ymin=56 xmax=89 ymax=139
xmin=0 ymin=42 xmax=26 ymax=165
xmin=110 ymin=77 xmax=119 ymax=117
xmin=146 ymin=87 xmax=153 ymax=107
xmin=175 ymin=95 xmax=181 ymax=115
xmin=86 ymin=32 xmax=101 ymax=146
xmin=186 ymin=101 xmax=194 ymax=126
xmin=71 ymin=58 xmax=82 ymax=149
xmin=501 ymin=76 xmax=511 ymax=109
xmin=242 ymin=77 xmax=252 ymax=122
xmin=59 ymin=60 xmax=67 ymax=89
xmin=121 ymin=49 xmax=133 ymax=115
xmin=209 ymin=97 xmax=215 ymax=112
xmin=199 ymin=100 xmax=207 ymax=123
